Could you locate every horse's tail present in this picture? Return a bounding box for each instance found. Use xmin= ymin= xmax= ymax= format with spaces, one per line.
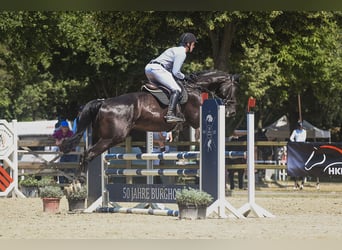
xmin=60 ymin=99 xmax=104 ymax=153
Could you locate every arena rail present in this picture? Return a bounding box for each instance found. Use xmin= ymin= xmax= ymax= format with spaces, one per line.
xmin=1 ymin=119 xmax=288 ymax=200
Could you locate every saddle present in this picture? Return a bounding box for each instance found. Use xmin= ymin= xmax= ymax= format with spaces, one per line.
xmin=141 ymin=81 xmax=188 ymax=106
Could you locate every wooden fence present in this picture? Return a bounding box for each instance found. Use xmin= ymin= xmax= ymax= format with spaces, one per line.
xmin=18 ymin=137 xmax=288 ymax=176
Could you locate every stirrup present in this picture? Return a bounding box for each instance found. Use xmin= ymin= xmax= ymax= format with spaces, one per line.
xmin=164 ymin=114 xmax=184 ymax=123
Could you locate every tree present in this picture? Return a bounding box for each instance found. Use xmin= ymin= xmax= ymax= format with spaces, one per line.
xmin=0 ymin=11 xmax=341 ymax=141
xmin=273 ymin=11 xmax=342 ymax=131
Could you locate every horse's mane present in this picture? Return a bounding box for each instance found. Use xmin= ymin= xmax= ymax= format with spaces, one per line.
xmin=186 ymin=70 xmax=239 ymax=93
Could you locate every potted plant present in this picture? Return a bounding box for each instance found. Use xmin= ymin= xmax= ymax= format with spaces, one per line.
xmin=175 ymin=187 xmax=213 ymax=220
xmin=64 ymin=181 xmax=87 ymax=212
xmin=40 ymin=185 xmax=64 ymax=213
xmin=196 ymin=189 xmax=214 ymax=219
xmin=19 ymin=175 xmax=39 ymax=198
xmin=37 ymin=176 xmax=55 ymax=188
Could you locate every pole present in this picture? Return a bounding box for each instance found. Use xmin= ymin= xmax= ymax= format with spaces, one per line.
xmin=298 ymin=94 xmax=302 ymax=122
xmin=237 ymin=112 xmax=275 ymax=218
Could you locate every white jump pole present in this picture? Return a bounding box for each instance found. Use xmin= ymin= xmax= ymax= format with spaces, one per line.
xmin=146 ymin=131 xmax=154 ymax=185
xmin=237 ymin=111 xmax=274 ymax=218
xmin=0 ymin=119 xmax=25 ymax=198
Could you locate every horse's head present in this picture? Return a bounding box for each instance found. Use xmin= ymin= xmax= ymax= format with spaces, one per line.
xmin=220 ymin=74 xmax=239 ymax=117
xmin=194 ymin=70 xmax=239 ymax=118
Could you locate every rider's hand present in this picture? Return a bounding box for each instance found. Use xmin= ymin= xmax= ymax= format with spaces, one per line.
xmin=184 ymin=74 xmax=197 ymax=83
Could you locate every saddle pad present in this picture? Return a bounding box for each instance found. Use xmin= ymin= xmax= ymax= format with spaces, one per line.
xmin=141 ymin=85 xmax=188 ymax=105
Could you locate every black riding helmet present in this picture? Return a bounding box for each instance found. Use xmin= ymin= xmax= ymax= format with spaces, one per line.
xmin=179 ymin=32 xmax=197 ymax=46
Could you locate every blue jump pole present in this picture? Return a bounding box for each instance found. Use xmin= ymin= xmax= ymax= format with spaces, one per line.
xmin=104 ymin=151 xmax=245 ymax=161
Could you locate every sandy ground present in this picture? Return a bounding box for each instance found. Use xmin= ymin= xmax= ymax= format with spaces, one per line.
xmin=1 ymin=181 xmax=342 ymax=240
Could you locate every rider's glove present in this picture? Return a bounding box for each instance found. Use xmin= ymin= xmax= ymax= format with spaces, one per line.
xmin=184 ymin=74 xmax=198 ymax=83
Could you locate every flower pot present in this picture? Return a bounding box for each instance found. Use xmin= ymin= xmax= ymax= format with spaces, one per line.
xmin=67 ymin=199 xmax=85 ymax=212
xmin=42 ymin=197 xmax=61 ymax=213
xmin=197 ymin=205 xmax=208 ymax=219
xmin=178 ymin=204 xmax=198 ymax=220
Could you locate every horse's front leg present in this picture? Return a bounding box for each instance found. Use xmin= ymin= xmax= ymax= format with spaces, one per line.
xmin=80 ymin=138 xmax=118 ymax=172
xmin=79 ymin=151 xmax=89 ymax=173
xmin=77 ymin=149 xmax=102 ymax=181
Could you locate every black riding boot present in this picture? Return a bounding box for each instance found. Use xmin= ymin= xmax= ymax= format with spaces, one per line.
xmin=165 ymin=91 xmax=184 ymax=123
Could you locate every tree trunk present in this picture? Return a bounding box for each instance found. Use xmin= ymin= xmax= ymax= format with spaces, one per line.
xmin=209 ymin=22 xmax=236 ymax=72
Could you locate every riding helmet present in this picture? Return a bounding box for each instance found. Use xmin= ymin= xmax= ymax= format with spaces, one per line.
xmin=61 ymin=121 xmax=69 ymax=127
xmin=179 ymin=32 xmax=197 ymax=46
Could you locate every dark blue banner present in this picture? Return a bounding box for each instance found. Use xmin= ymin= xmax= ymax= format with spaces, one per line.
xmin=287 ymin=142 xmax=342 ymax=177
xmin=201 ymin=98 xmax=223 ymax=200
xmin=106 ymin=183 xmax=198 ymax=203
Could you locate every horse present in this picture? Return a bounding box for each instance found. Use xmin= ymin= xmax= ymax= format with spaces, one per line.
xmin=60 ymin=70 xmax=239 ymax=172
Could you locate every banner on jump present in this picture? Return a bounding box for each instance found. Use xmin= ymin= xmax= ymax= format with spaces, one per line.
xmin=106 ymin=183 xmax=198 ymax=203
xmin=287 ymin=142 xmax=342 ymax=177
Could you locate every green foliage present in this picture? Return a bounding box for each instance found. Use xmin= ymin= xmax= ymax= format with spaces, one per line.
xmin=175 ymin=187 xmax=213 ymax=206
xmin=64 ymin=184 xmax=87 ymax=200
xmin=0 ymin=11 xmax=341 ymax=136
xmin=37 ymin=176 xmax=55 ymax=187
xmin=39 ymin=185 xmax=63 ymax=199
xmin=19 ymin=175 xmax=39 ymax=187
xmin=37 ymin=176 xmax=62 ymax=198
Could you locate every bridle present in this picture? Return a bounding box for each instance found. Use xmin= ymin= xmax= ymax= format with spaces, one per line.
xmin=188 ymin=78 xmax=237 ymax=109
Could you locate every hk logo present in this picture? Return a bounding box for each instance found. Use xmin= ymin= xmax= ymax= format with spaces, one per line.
xmin=304 ymin=145 xmax=342 ymax=175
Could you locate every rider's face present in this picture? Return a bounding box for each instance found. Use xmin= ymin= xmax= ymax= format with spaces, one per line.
xmin=187 ymin=42 xmax=195 ymax=53
xmin=189 ymin=42 xmax=195 ymax=52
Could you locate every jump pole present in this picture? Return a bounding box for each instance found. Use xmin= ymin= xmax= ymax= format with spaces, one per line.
xmin=200 ymin=99 xmax=244 ymax=219
xmin=237 ymin=103 xmax=274 ymax=218
xmin=0 ymin=119 xmax=25 ymax=198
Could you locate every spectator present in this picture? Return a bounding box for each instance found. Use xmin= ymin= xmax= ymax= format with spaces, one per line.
xmin=52 ymin=120 xmax=76 ymax=183
xmin=53 ymin=121 xmax=73 ymax=146
xmin=153 ymin=131 xmax=171 ymax=153
xmin=290 ymin=121 xmax=307 ymax=143
xmin=290 ymin=121 xmax=307 ymax=190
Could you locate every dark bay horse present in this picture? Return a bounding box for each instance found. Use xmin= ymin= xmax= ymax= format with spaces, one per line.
xmin=60 ymin=70 xmax=239 ymax=171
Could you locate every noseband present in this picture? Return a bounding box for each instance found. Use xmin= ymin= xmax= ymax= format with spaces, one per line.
xmin=198 ymin=80 xmax=237 ymax=110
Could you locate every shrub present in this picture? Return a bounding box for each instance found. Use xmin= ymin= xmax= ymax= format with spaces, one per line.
xmin=40 ymin=185 xmax=64 ymax=199
xmin=64 ymin=182 xmax=87 ymax=200
xmin=37 ymin=176 xmax=55 ymax=187
xmin=175 ymin=187 xmax=213 ymax=206
xmin=19 ymin=175 xmax=38 ymax=187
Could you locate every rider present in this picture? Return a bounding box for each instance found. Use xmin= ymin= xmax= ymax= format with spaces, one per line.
xmin=145 ymin=32 xmax=197 ymax=123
